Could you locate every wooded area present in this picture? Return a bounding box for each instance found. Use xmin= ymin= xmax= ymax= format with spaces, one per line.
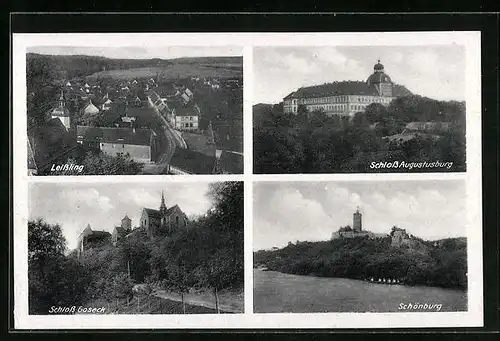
xmin=253 ymin=96 xmax=466 ymax=173
xmin=254 ymin=235 xmax=467 ymax=290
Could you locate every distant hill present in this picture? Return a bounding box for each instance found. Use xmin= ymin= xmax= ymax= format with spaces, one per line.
xmin=26 ymin=53 xmax=242 ymax=87
xmin=254 ymin=234 xmax=467 ymax=290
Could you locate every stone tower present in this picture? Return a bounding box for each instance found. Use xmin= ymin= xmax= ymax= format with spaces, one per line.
xmin=353 ymin=207 xmax=362 ymax=232
xmin=121 ymin=215 xmax=132 ymax=232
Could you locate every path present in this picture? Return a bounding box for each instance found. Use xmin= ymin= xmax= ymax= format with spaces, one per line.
xmin=153 ymin=289 xmax=244 ymax=313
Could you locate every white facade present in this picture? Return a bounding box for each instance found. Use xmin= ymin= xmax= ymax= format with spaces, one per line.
xmin=284 ymin=94 xmax=394 ymax=117
xmin=174 ymin=115 xmax=198 ymax=131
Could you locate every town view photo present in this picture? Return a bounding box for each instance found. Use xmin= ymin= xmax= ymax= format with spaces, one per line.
xmin=253 ymin=180 xmax=467 ymax=313
xmin=253 ymin=46 xmax=467 ymax=173
xmin=28 ymin=181 xmax=244 ymax=314
xmin=27 ymin=46 xmax=243 ymax=175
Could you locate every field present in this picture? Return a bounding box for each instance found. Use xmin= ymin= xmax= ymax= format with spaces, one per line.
xmin=87 ymin=63 xmax=242 ymax=81
xmin=254 ymin=269 xmax=467 ymax=313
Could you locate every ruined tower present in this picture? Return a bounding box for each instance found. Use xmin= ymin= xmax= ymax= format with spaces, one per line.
xmin=353 ymin=207 xmax=362 ymax=232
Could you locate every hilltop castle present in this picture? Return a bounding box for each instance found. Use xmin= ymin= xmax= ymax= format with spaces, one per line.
xmin=283 ymin=60 xmax=412 ymax=116
xmin=330 ymin=208 xmax=424 ymax=249
xmin=331 ymin=207 xmax=387 ymax=240
xmin=76 ymin=191 xmax=188 ymax=257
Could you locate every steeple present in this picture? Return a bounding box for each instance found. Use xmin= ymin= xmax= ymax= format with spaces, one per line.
xmin=160 ymin=191 xmax=167 ymax=212
xmin=159 ymin=191 xmax=168 ymax=229
xmin=58 ymin=90 xmax=65 ymax=108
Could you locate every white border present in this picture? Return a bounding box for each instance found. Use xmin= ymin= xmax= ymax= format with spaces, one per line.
xmin=13 ymin=31 xmax=482 ymax=329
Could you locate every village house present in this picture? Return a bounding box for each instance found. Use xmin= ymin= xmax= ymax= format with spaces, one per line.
xmin=82 ymin=99 xmax=100 ymax=115
xmin=28 ymin=118 xmax=77 ymax=174
xmin=76 ymin=125 xmax=157 ymax=163
xmin=173 ymin=103 xmax=200 ymax=131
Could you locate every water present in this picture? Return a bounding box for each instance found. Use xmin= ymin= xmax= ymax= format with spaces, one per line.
xmin=254 ymin=269 xmax=467 ymax=313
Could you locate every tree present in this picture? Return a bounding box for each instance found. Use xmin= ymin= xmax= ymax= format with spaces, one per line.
xmin=160 ymin=263 xmax=190 ymax=314
xmin=79 ymin=151 xmax=144 ymax=175
xmin=28 ymin=219 xmax=89 ymax=314
xmin=253 ymin=128 xmax=306 ymax=173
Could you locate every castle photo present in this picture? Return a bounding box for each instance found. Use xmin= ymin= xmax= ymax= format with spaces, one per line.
xmin=253 ymin=46 xmax=467 ymax=174
xmin=283 ymin=61 xmax=412 ymax=116
xmin=28 ymin=181 xmax=244 ymax=315
xmin=75 ymin=191 xmax=189 ymax=257
xmin=253 ymin=180 xmax=468 ymax=313
xmin=26 ymin=46 xmax=243 ymax=176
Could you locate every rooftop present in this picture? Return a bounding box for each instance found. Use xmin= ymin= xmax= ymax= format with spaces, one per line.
xmin=76 ymin=126 xmax=152 ymax=146
xmin=283 ymin=81 xmax=412 ymax=99
xmin=169 ymin=147 xmax=216 ymax=174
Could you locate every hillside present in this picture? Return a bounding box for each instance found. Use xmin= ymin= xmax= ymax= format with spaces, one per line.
xmin=26 ymin=53 xmax=242 ymax=88
xmin=254 ymin=235 xmax=467 ymax=290
xmin=253 ymin=95 xmax=466 ymax=173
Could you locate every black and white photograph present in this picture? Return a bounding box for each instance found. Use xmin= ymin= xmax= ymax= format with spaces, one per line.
xmin=253 ymin=180 xmax=468 ymax=313
xmin=27 ymin=181 xmax=244 ymax=314
xmin=26 ymin=46 xmax=243 ymax=175
xmin=13 ymin=31 xmax=484 ymax=330
xmin=253 ymin=46 xmax=467 ymax=173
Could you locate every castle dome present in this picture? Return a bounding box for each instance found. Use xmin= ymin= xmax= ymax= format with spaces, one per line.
xmin=367 ymin=72 xmax=392 ymax=85
xmin=366 ymin=60 xmax=392 ymax=86
xmin=373 ymin=60 xmax=384 ymax=71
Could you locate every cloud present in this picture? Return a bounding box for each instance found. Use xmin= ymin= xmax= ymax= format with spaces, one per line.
xmin=60 ymin=188 xmax=114 ymax=212
xmin=253 ymin=45 xmax=465 ymax=104
xmin=282 ymin=53 xmax=321 ymax=74
xmin=29 ymin=182 xmax=215 ymax=250
xmin=254 ymin=181 xmax=466 ymax=250
xmin=254 ymin=187 xmax=334 ymax=249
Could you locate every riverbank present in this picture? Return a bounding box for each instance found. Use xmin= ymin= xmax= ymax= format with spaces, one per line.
xmin=254 ymin=269 xmax=467 ymax=313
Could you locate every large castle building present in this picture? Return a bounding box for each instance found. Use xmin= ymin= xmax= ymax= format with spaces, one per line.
xmin=283 ymin=61 xmax=412 ymax=116
xmin=76 ymin=192 xmax=189 ymax=255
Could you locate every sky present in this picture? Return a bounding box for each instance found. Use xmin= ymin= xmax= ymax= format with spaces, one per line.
xmin=253 ymin=45 xmax=465 ymax=104
xmin=253 ymin=180 xmax=466 ymax=251
xmin=27 ymin=46 xmax=243 ymax=60
xmin=29 ymin=182 xmax=215 ymax=250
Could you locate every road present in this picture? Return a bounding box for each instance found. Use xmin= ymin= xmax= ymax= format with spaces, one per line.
xmin=139 ymin=97 xmax=187 ymax=174
xmin=154 ymin=289 xmax=243 ymax=313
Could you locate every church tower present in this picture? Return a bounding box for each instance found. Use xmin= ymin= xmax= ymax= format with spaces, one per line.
xmin=51 ymin=90 xmax=71 ymax=130
xmin=159 ymin=191 xmax=167 ymax=228
xmin=353 ymin=207 xmax=362 ymax=232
